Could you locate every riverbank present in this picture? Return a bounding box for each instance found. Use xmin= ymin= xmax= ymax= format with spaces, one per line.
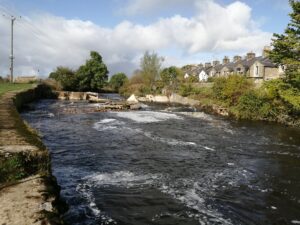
xmin=0 ymin=85 xmax=66 ymax=225
xmin=135 ymin=92 xmax=300 ymax=127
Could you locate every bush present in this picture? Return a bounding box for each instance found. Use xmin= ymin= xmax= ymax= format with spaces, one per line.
xmin=236 ymin=91 xmax=275 ymax=119
xmin=42 ymin=79 xmax=62 ymax=91
xmin=178 ymin=84 xmax=194 ymax=97
xmin=212 ymin=75 xmax=253 ymax=106
xmin=109 ymin=73 xmax=128 ymax=92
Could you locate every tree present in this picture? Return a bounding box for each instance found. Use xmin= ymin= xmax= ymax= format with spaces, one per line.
xmin=109 ymin=73 xmax=128 ymax=92
xmin=160 ymin=66 xmax=179 ymax=85
xmin=76 ymin=51 xmax=109 ymax=92
xmin=160 ymin=66 xmax=184 ymax=92
xmin=140 ymin=51 xmax=164 ymax=90
xmin=49 ymin=66 xmax=77 ymax=91
xmin=269 ymin=0 xmax=300 ymax=86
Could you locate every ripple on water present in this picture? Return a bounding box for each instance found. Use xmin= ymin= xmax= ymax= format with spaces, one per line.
xmin=93 ymin=119 xmax=197 ymax=147
xmin=76 ymin=168 xmax=259 ymax=225
xmin=113 ymin=111 xmax=183 ymax=123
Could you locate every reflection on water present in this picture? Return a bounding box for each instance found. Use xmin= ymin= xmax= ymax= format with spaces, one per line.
xmin=22 ymin=99 xmax=300 ymax=225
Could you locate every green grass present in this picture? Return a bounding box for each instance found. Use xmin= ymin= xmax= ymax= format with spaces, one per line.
xmin=0 ymin=83 xmax=34 ymax=97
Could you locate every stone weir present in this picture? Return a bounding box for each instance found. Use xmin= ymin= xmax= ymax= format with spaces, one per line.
xmin=0 ymin=85 xmax=66 ymax=225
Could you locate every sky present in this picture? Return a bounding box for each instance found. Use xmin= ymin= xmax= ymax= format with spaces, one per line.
xmin=0 ymin=0 xmax=291 ymax=77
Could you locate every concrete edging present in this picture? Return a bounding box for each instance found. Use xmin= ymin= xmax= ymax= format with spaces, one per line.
xmin=0 ymin=85 xmax=66 ymax=225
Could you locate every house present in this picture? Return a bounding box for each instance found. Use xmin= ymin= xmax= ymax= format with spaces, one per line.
xmin=219 ymin=57 xmax=235 ymax=76
xmin=14 ymin=76 xmax=37 ymax=83
xmin=233 ymin=54 xmax=260 ymax=76
xmin=182 ymin=64 xmax=201 ymax=79
xmin=184 ymin=73 xmax=190 ymax=79
xmin=181 ymin=46 xmax=283 ymax=83
xmin=249 ymin=57 xmax=282 ymax=80
xmin=199 ymin=69 xmax=208 ymax=81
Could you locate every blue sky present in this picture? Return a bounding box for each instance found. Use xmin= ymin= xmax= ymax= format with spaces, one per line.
xmin=0 ymin=0 xmax=292 ymax=76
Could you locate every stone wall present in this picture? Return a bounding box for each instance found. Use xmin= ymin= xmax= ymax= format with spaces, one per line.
xmin=264 ymin=67 xmax=280 ymax=80
xmin=137 ymin=93 xmax=229 ymax=116
xmin=0 ymin=85 xmax=66 ymax=225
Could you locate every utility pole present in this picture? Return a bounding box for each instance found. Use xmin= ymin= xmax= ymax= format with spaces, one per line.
xmin=10 ymin=16 xmax=16 ymax=83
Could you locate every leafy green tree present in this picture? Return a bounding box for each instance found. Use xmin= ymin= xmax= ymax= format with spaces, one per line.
xmin=109 ymin=73 xmax=128 ymax=92
xmin=160 ymin=66 xmax=179 ymax=84
xmin=49 ymin=66 xmax=77 ymax=91
xmin=76 ymin=51 xmax=109 ymax=92
xmin=269 ymin=0 xmax=300 ymax=86
xmin=140 ymin=51 xmax=164 ymax=90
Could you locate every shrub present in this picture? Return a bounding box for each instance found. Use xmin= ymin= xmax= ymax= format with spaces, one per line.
xmin=262 ymin=79 xmax=300 ymax=113
xmin=42 ymin=79 xmax=62 ymax=91
xmin=212 ymin=75 xmax=253 ymax=106
xmin=236 ymin=91 xmax=275 ymax=119
xmin=178 ymin=84 xmax=194 ymax=97
xmin=109 ymin=73 xmax=128 ymax=92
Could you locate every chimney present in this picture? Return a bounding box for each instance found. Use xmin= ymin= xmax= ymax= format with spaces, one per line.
xmin=233 ymin=55 xmax=242 ymax=62
xmin=213 ymin=60 xmax=220 ymax=66
xmin=246 ymin=52 xmax=256 ymax=60
xmin=205 ymin=62 xmax=211 ymax=68
xmin=223 ymin=56 xmax=230 ymax=65
xmin=262 ymin=46 xmax=271 ymax=58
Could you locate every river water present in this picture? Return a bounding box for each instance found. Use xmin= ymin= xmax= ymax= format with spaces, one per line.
xmin=22 ymin=99 xmax=300 ymax=225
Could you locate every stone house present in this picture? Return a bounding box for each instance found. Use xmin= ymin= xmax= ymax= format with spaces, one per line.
xmin=14 ymin=76 xmax=37 ymax=83
xmin=249 ymin=57 xmax=283 ymax=80
xmin=183 ymin=47 xmax=283 ymax=82
xmin=182 ymin=64 xmax=200 ymax=79
xmin=219 ymin=57 xmax=235 ymax=76
xmin=213 ymin=51 xmax=282 ymax=81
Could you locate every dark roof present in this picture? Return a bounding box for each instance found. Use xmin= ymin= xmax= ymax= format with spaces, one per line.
xmin=189 ymin=56 xmax=276 ymax=75
xmin=258 ymin=57 xmax=277 ymax=67
xmin=236 ymin=56 xmax=278 ymax=68
xmin=222 ymin=62 xmax=235 ymax=71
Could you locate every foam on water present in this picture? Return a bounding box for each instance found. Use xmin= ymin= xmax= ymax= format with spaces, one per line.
xmin=93 ymin=120 xmax=197 ymax=146
xmin=93 ymin=119 xmax=125 ymax=131
xmin=79 ymin=169 xmax=256 ymax=225
xmin=177 ymin=112 xmax=213 ymax=121
xmin=113 ymin=111 xmax=182 ymax=123
xmin=159 ymin=179 xmax=233 ymax=224
xmin=82 ymin=171 xmax=160 ymax=188
xmin=203 ymin=146 xmax=215 ymax=151
xmin=97 ymin=119 xmax=117 ymax=124
xmin=142 ymin=131 xmax=197 ymax=146
xmin=77 ymin=179 xmax=118 ymax=224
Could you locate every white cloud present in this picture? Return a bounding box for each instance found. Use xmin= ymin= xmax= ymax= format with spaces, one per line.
xmin=0 ymin=0 xmax=272 ymax=78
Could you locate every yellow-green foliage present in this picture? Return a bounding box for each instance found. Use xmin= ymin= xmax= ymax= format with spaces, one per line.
xmin=235 ymin=90 xmax=276 ymax=119
xmin=212 ymin=75 xmax=253 ymax=106
xmin=119 ymin=72 xmax=152 ymax=97
xmin=235 ymin=78 xmax=300 ymax=120
xmin=261 ymin=79 xmax=300 ymax=113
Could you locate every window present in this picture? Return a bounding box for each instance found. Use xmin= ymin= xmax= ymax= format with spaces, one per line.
xmin=256 ymin=65 xmax=259 ymax=76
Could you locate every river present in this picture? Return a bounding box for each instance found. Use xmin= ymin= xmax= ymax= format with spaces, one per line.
xmin=21 ymin=99 xmax=300 ymax=225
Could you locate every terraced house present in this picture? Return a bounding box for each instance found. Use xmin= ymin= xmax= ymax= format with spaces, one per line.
xmin=183 ymin=47 xmax=285 ymax=82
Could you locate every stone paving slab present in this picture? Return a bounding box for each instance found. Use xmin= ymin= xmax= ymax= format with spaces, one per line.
xmin=0 ymin=175 xmax=52 ymax=225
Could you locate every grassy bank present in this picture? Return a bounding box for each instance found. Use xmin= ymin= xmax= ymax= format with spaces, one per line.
xmin=0 ymin=83 xmax=34 ymax=97
xmin=179 ymin=75 xmax=300 ymax=126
